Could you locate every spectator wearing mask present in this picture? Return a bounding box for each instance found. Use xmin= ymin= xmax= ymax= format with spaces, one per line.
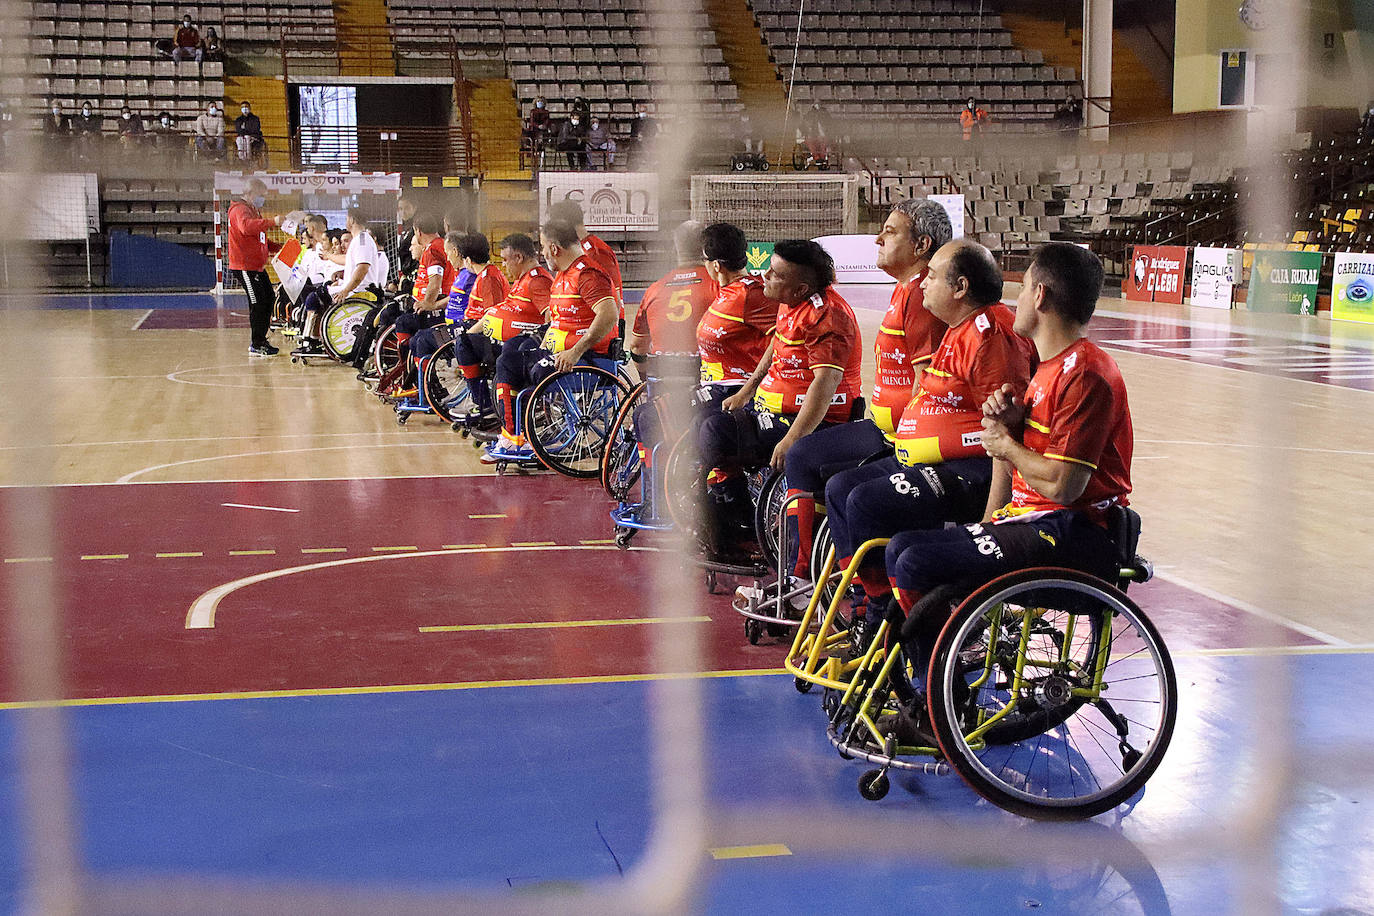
xmin=41 ymin=101 xmax=70 ymax=159
xmin=586 ymin=115 xmax=615 ymax=169
xmin=524 ymin=97 xmax=551 ymax=153
xmin=630 ymin=103 xmax=656 ymax=165
xmin=557 ymin=112 xmax=588 ymax=170
xmin=194 ymin=103 xmax=224 ymax=158
xmin=234 ymin=101 xmax=264 ymax=163
xmin=959 ymin=98 xmax=990 ymax=141
xmin=172 ymin=14 xmax=203 ymax=62
xmin=203 ymin=27 xmax=224 ymax=62
xmin=117 ymin=105 xmax=146 ymax=148
xmin=72 ymin=102 xmax=101 ymax=160
xmin=151 ymin=110 xmax=180 ymax=156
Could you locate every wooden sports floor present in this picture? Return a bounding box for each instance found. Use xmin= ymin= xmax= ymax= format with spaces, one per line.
xmin=0 ymin=286 xmax=1371 ymax=913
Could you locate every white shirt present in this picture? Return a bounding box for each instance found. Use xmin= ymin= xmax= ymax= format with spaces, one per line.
xmin=336 ymin=229 xmax=385 ymax=294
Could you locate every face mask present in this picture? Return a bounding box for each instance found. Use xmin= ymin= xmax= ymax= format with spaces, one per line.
xmin=638 ymin=112 xmax=645 ymax=119
xmin=241 ymin=108 xmax=250 ymax=115
xmin=535 ymin=101 xmax=544 ymax=109
xmin=123 ymin=113 xmax=131 ymax=119
xmin=570 ymin=119 xmax=580 ymax=126
xmin=82 ymin=108 xmax=91 ymax=115
xmin=161 ymin=118 xmax=170 ymax=126
xmin=251 ymin=195 xmax=266 ymax=208
xmin=52 ymin=108 xmax=59 ymax=115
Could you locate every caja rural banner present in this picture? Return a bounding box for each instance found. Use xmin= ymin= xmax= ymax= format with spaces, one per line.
xmin=1125 ymin=245 xmax=1187 ymax=304
xmin=539 ymin=171 xmax=659 ymax=232
xmin=745 ymin=241 xmax=773 ymax=277
xmin=1248 ymin=250 xmax=1322 ymax=315
xmin=1189 ymin=246 xmax=1240 ymax=309
xmin=1331 ymin=252 xmax=1374 ymax=324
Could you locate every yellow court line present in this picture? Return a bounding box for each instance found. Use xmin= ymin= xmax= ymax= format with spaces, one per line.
xmin=301 ymin=547 xmax=347 ymax=554
xmin=442 ymin=543 xmax=488 ymax=549
xmin=0 ymin=667 xmax=791 ymax=711
xmin=710 ymin=844 xmax=793 ymax=860
xmin=80 ymin=554 xmax=128 ymax=561
xmin=511 ymin=540 xmax=556 ymax=547
xmin=229 ymin=550 xmax=276 ymax=556
xmin=420 ymin=615 xmax=712 ymax=633
xmin=580 ymin=539 xmax=615 ymax=545
xmin=155 ymin=552 xmax=203 ymax=558
xmin=468 ymin=513 xmax=508 ymax=519
xmin=372 ymin=546 xmax=419 ymax=552
xmin=4 ymin=557 xmax=53 ymax=564
xmin=1177 ymin=643 xmax=1374 ymax=658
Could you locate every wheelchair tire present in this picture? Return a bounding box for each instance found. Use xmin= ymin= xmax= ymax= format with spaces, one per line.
xmin=661 ymin=426 xmax=701 ymax=534
xmin=809 ymin=517 xmax=841 ymax=610
xmin=321 ymin=298 xmax=375 ymax=363
xmin=371 ymin=323 xmax=401 ymax=378
xmin=753 ymin=467 xmax=787 ymax=571
xmin=925 ymin=567 xmax=1177 ymax=821
xmin=422 ymin=339 xmax=472 ymax=424
xmin=524 ymin=366 xmax=630 ymax=479
xmin=601 ymin=382 xmax=647 ymax=499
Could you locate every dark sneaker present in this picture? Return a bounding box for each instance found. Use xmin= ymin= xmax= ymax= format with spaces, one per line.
xmin=292 ymin=339 xmax=325 ymax=357
xmin=876 ymin=699 xmax=937 ymax=748
xmin=249 ymin=342 xmax=279 ymax=357
xmin=464 ymin=408 xmax=501 ymax=432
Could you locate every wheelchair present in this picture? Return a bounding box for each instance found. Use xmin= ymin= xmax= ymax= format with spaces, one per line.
xmin=290 ymin=293 xmax=379 ymax=367
xmin=395 ymin=333 xmax=473 ymax=426
xmin=787 ymin=507 xmax=1178 ymax=820
xmin=483 ymin=345 xmax=634 ymax=478
xmin=731 ymin=150 xmax=769 ymax=172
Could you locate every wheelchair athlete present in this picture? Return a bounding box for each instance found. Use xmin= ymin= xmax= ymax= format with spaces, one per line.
xmin=486 ymin=217 xmax=620 ymax=461
xmin=459 ymin=232 xmax=553 ymax=432
xmin=697 ymin=239 xmax=862 ymax=564
xmin=380 ymin=213 xmax=456 ymax=391
xmin=780 ymin=198 xmax=953 ymax=593
xmin=878 ymin=242 xmax=1132 ymax=745
xmin=823 ymin=239 xmax=1035 ymax=625
xmin=294 ymin=209 xmax=387 ymax=359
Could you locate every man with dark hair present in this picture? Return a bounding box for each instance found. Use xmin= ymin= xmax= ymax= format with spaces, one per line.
xmin=172 ymin=13 xmax=203 ymax=62
xmin=546 ymin=198 xmax=623 ymax=306
xmin=294 ymin=208 xmax=387 ymax=357
xmin=392 ymin=194 xmax=418 ymax=292
xmin=821 ymin=239 xmax=1034 ymax=630
xmin=767 ymin=199 xmax=953 ymax=600
xmin=696 ymin=239 xmax=862 ymax=561
xmin=234 ymin=101 xmax=264 ymax=163
xmin=227 ymin=177 xmax=284 ymax=356
xmin=697 ymin=222 xmax=778 ymax=404
xmin=486 ymin=217 xmax=619 ymax=460
xmin=628 ymin=221 xmax=717 ymax=362
xmin=420 ymin=230 xmax=507 ymax=377
xmin=877 ymin=242 xmax=1129 ymax=739
xmin=377 ymin=212 xmax=454 ymax=393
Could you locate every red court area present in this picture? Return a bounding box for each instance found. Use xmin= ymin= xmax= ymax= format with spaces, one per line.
xmin=0 ymin=476 xmax=1320 ymax=703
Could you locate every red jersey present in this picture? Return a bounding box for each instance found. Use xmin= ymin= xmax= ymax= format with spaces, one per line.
xmin=581 ymin=234 xmax=623 ymax=305
xmin=999 ymin=338 xmax=1133 ymax=522
xmin=226 ymin=200 xmax=280 ymax=271
xmin=891 ymin=304 xmax=1034 ymax=467
xmin=419 ymin=236 xmax=456 ymax=299
xmin=633 ymin=265 xmax=718 ymax=355
xmin=484 ymin=265 xmax=552 ymax=342
xmin=697 ymin=276 xmax=777 ymax=385
xmin=464 ymin=263 xmax=509 ymax=324
xmin=870 ymin=271 xmax=945 ymax=434
xmin=546 ymin=256 xmax=617 ymax=353
xmin=755 ymin=289 xmax=863 ymax=424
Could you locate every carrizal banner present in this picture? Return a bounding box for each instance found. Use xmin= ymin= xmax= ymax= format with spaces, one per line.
xmin=1248 ymin=250 xmax=1322 ymax=315
xmin=539 ymin=171 xmax=659 ymax=232
xmin=1189 ymin=246 xmax=1240 ymax=309
xmin=1331 ymin=252 xmax=1374 ymax=324
xmin=1125 ymin=245 xmax=1188 ymax=304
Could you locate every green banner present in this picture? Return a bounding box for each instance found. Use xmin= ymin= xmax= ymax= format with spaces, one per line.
xmin=1248 ymin=250 xmax=1322 ymax=315
xmin=745 ymin=241 xmax=774 ymax=277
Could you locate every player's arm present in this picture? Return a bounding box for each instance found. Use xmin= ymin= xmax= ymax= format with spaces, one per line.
xmin=419 ymin=273 xmax=442 ymax=311
xmin=334 ymin=261 xmax=369 ymax=301
xmin=553 ymin=296 xmax=617 ymax=372
xmin=769 ymin=365 xmax=842 ymax=470
xmin=982 ymin=459 xmax=1013 ymax=522
xmin=980 ymin=426 xmax=1093 ymax=506
xmin=722 ymin=339 xmax=773 ymax=410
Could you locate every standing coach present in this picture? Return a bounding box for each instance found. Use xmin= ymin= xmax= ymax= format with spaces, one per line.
xmin=228 ymin=177 xmax=284 ymax=356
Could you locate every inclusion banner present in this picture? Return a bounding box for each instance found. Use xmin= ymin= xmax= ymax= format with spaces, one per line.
xmin=1189 ymin=246 xmax=1240 ymax=309
xmin=1331 ymin=252 xmax=1374 ymax=324
xmin=1125 ymin=245 xmax=1188 ymax=304
xmin=1249 ymin=250 xmax=1322 ymax=315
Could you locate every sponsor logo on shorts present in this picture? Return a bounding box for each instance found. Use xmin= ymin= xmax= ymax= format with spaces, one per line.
xmin=889 ymin=472 xmax=920 ymax=497
xmin=920 ymin=466 xmax=945 ymax=497
xmin=966 ymin=522 xmax=1004 ymax=559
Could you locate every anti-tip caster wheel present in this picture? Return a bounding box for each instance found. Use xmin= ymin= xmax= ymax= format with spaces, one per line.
xmin=859 ymin=769 xmax=889 ymax=801
xmin=396 ymin=414 xmax=408 ymax=426
xmin=744 ymin=618 xmax=762 ymax=646
xmin=614 ymin=527 xmax=635 ymax=549
xmin=794 ymin=676 xmax=812 ymax=694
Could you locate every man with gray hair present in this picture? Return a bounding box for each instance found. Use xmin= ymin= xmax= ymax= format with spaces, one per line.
xmin=754 ymin=197 xmax=954 ymax=608
xmin=226 ymin=176 xmax=284 ymax=355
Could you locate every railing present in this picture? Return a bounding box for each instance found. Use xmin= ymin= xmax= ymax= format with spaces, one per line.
xmin=288 ymin=124 xmax=474 ymax=174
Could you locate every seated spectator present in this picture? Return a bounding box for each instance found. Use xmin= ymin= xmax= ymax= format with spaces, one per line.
xmin=234 ymin=101 xmax=265 ymax=163
xmin=570 ymin=95 xmax=591 ymax=123
xmin=630 ymin=103 xmax=656 ymax=165
xmin=194 ymin=103 xmax=224 ymax=159
xmin=524 ymin=96 xmax=551 ymax=152
xmin=203 ymin=27 xmax=224 ymax=62
xmin=586 ymin=115 xmax=616 ymax=169
xmin=172 ymin=14 xmax=203 ymax=63
xmin=71 ymin=102 xmax=101 ymax=160
xmin=117 ymin=105 xmax=146 ymax=148
xmin=959 ymin=98 xmax=990 ymax=141
xmin=151 ymin=110 xmax=181 ymax=155
xmin=800 ymin=102 xmax=831 ymax=167
xmin=1361 ymin=101 xmax=1374 ymax=142
xmin=557 ymin=113 xmax=588 ymax=170
xmin=40 ymin=101 xmax=70 ymax=158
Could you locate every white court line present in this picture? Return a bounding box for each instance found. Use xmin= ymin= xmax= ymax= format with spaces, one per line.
xmin=185 ymin=544 xmax=653 ymax=629
xmin=130 ymin=309 xmax=154 ymax=331
xmin=0 ymin=471 xmax=495 ymax=489
xmin=1136 ymin=438 xmax=1374 ymax=458
xmin=222 ymin=503 xmax=300 ymax=513
xmin=1153 ymin=569 xmax=1348 ymax=647
xmin=0 ymin=430 xmax=451 ymax=452
xmin=1093 ymin=306 xmax=1374 ymax=351
xmin=116 ymin=442 xmax=469 ymax=484
xmin=165 ymin=364 xmax=358 ymax=392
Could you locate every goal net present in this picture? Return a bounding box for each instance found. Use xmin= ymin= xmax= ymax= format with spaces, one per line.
xmin=689 ymin=173 xmax=859 ymax=241
xmin=211 ymin=171 xmax=402 ymax=294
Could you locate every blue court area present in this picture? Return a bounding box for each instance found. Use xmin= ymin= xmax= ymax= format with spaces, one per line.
xmin=0 ymin=291 xmax=236 ymax=311
xmin=1 ymin=652 xmax=1370 ymax=913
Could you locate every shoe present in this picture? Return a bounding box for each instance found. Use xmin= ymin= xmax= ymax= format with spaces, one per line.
xmin=734 ymin=575 xmax=810 ymax=615
xmin=876 ymin=698 xmax=936 ymax=748
xmin=480 ymin=433 xmax=532 ymax=464
xmin=248 ymin=343 xmax=279 ymax=357
xmin=291 ymin=339 xmax=325 ymax=357
xmin=464 ymin=408 xmax=501 ymax=432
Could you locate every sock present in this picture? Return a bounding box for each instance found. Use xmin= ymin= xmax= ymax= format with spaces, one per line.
xmin=786 ymin=490 xmax=814 ymax=579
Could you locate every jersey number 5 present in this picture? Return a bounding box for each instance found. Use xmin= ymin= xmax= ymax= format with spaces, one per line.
xmin=666 ymin=288 xmax=694 ymax=322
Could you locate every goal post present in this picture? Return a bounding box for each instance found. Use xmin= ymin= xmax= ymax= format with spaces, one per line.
xmin=211 ymin=171 xmax=402 ymax=294
xmin=689 ymin=173 xmax=859 ymax=241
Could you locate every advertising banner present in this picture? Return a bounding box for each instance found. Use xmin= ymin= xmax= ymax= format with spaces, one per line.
xmin=1189 ymin=246 xmax=1240 ymax=309
xmin=1125 ymin=245 xmax=1187 ymax=304
xmin=539 ymin=171 xmax=659 ymax=232
xmin=1249 ymin=250 xmax=1322 ymax=315
xmin=1331 ymin=252 xmax=1374 ymax=323
xmin=928 ymin=193 xmax=966 ymax=240
xmin=813 ymin=234 xmax=888 ymax=283
xmin=213 ymin=171 xmax=401 ymax=195
xmin=745 ymin=241 xmax=774 ymax=277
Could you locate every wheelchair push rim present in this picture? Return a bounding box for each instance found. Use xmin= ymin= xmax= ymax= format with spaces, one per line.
xmin=524 ymin=365 xmax=629 ymax=479
xmin=422 ymin=339 xmax=473 ymax=424
xmin=601 ymin=381 xmax=647 ymax=500
xmin=926 ymin=567 xmax=1178 ymax=821
xmin=321 ymin=299 xmax=375 ymax=363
